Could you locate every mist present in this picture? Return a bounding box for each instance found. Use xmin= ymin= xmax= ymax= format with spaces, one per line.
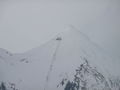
xmin=0 ymin=0 xmax=120 ymax=60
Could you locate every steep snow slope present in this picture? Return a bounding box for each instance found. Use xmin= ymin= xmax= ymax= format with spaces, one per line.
xmin=0 ymin=26 xmax=120 ymax=90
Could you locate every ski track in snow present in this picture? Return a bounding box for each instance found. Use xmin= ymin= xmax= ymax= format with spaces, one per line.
xmin=44 ymin=37 xmax=62 ymax=90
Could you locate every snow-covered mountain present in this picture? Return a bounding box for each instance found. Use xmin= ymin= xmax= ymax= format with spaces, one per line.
xmin=0 ymin=26 xmax=120 ymax=90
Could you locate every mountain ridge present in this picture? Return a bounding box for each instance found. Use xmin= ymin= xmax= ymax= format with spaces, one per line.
xmin=0 ymin=26 xmax=120 ymax=90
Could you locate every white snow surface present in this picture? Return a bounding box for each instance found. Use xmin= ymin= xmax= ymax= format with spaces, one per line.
xmin=0 ymin=26 xmax=120 ymax=90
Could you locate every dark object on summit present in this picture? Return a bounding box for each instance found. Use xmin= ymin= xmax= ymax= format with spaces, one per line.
xmin=56 ymin=37 xmax=62 ymax=40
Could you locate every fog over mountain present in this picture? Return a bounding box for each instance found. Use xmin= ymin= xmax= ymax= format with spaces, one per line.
xmin=0 ymin=26 xmax=120 ymax=90
xmin=0 ymin=0 xmax=120 ymax=60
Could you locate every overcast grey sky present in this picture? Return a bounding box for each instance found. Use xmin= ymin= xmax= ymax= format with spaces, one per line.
xmin=0 ymin=0 xmax=120 ymax=60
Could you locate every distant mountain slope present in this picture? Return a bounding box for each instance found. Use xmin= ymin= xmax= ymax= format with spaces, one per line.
xmin=0 ymin=48 xmax=12 ymax=59
xmin=0 ymin=26 xmax=120 ymax=90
